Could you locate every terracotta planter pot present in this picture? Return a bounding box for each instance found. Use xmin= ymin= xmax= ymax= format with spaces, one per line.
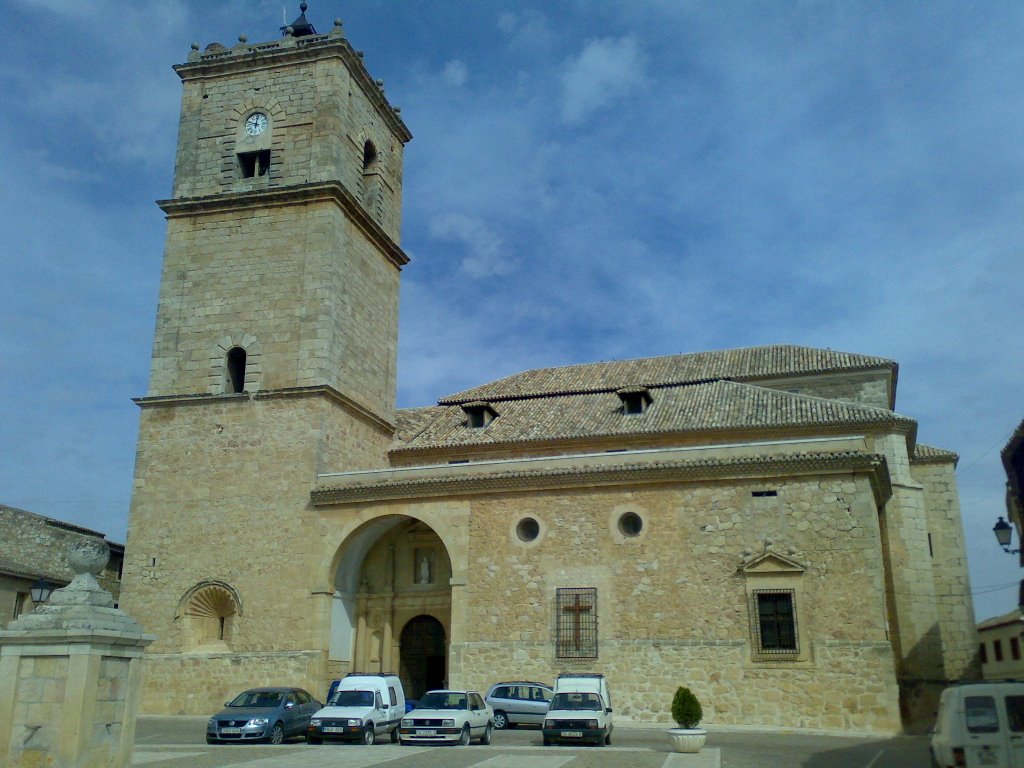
xmin=667 ymin=727 xmax=706 ymax=753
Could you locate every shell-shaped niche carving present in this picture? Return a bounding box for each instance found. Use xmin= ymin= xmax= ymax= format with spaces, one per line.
xmin=185 ymin=584 xmax=238 ymax=618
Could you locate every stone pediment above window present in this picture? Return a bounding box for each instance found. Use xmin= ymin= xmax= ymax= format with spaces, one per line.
xmin=739 ymin=550 xmax=806 ymax=575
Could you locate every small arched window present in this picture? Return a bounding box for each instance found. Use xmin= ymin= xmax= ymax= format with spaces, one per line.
xmin=363 ymin=140 xmax=378 ymax=172
xmin=226 ymin=347 xmax=247 ymax=393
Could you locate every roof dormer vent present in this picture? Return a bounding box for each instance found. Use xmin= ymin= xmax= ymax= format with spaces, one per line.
xmin=462 ymin=401 xmax=498 ymax=429
xmin=616 ymin=386 xmax=652 ymax=416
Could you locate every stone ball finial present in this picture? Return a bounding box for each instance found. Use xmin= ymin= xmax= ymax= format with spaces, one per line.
xmin=285 ymin=25 xmax=294 ymax=36
xmin=334 ymin=19 xmax=343 ymax=28
xmin=300 ymin=1 xmax=308 ymax=11
xmin=239 ymin=34 xmax=248 ymax=43
xmin=68 ymin=538 xmax=110 ymax=576
xmin=191 ymin=42 xmax=200 ymax=51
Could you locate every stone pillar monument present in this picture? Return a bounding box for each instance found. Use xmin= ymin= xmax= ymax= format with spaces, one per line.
xmin=0 ymin=537 xmax=155 ymax=768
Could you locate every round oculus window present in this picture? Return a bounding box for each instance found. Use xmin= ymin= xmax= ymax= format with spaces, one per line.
xmin=516 ymin=517 xmax=540 ymax=543
xmin=618 ymin=511 xmax=643 ymax=538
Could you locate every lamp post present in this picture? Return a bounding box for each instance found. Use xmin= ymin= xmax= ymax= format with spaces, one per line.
xmin=994 ymin=516 xmax=1022 ymax=554
xmin=30 ymin=578 xmax=54 ymax=604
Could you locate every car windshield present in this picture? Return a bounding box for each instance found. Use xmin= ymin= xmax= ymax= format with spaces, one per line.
xmin=418 ymin=692 xmax=467 ymax=710
xmin=228 ymin=691 xmax=283 ymax=708
xmin=331 ymin=690 xmax=374 ymax=707
xmin=551 ymin=692 xmax=601 ymax=711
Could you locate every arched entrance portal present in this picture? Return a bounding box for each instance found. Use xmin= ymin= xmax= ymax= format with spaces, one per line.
xmin=400 ymin=615 xmax=447 ymax=699
xmin=328 ymin=517 xmax=452 ymax=698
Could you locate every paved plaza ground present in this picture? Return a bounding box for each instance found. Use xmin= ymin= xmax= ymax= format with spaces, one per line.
xmin=133 ymin=717 xmax=934 ymax=768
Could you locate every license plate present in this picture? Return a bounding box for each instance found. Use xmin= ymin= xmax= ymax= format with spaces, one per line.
xmin=416 ymin=729 xmax=437 ymax=736
xmin=323 ymin=726 xmax=346 ymax=733
xmin=562 ymin=731 xmax=583 ymax=737
xmin=220 ymin=727 xmax=241 ymax=734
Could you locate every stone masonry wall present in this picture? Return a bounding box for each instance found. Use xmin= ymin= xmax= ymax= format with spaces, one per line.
xmin=120 ymin=394 xmax=391 ymax=712
xmin=755 ymin=371 xmax=892 ymax=410
xmin=912 ymin=459 xmax=980 ymax=681
xmin=173 ymin=46 xmax=405 ymax=241
xmin=149 ymin=202 xmax=401 ymax=421
xmin=444 ymin=472 xmax=903 ymax=733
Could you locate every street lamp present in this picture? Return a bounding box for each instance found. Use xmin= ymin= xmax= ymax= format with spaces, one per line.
xmin=30 ymin=578 xmax=54 ymax=604
xmin=994 ymin=516 xmax=1021 ymax=554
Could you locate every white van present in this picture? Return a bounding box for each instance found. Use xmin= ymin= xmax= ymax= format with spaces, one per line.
xmin=931 ymin=681 xmax=1024 ymax=767
xmin=307 ymin=673 xmax=406 ymax=745
xmin=542 ymin=673 xmax=613 ymax=746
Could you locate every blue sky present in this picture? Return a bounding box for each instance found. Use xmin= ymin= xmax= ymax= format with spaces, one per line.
xmin=1 ymin=0 xmax=1022 ymax=621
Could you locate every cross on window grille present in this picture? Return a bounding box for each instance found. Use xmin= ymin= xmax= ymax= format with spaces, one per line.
xmin=556 ymin=587 xmax=598 ymax=659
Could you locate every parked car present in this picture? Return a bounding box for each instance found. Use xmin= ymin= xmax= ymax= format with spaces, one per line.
xmin=542 ymin=673 xmax=613 ymax=746
xmin=930 ymin=680 xmax=1024 ymax=768
xmin=398 ymin=689 xmax=494 ymax=746
xmin=206 ymin=687 xmax=321 ymax=744
xmin=307 ymin=673 xmax=405 ymax=745
xmin=485 ymin=681 xmax=553 ymax=729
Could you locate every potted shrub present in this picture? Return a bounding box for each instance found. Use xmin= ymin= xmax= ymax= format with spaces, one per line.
xmin=667 ymin=686 xmax=706 ymax=753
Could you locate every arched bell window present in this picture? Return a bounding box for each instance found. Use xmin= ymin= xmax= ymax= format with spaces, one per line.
xmin=363 ymin=140 xmax=378 ymax=172
xmin=226 ymin=346 xmax=247 ymax=393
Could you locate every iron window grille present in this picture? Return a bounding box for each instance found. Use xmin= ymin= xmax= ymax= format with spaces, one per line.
xmin=752 ymin=589 xmax=798 ymax=655
xmin=556 ymin=587 xmax=598 ymax=659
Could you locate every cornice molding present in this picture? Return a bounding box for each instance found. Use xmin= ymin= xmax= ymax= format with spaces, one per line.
xmin=134 ymin=384 xmax=395 ymax=434
xmin=313 ymin=451 xmax=892 ymax=507
xmin=157 ymin=182 xmax=409 ymax=269
xmin=174 ymin=34 xmax=411 ymax=143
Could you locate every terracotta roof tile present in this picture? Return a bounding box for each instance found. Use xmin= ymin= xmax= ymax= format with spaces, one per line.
xmin=393 ymin=380 xmax=913 ymax=452
xmin=439 ymin=344 xmax=895 ymax=404
xmin=912 ymin=444 xmax=959 ymax=462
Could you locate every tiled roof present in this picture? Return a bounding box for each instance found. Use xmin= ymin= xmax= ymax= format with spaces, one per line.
xmin=912 ymin=444 xmax=959 ymax=462
xmin=0 ymin=555 xmax=69 ymax=585
xmin=393 ymin=380 xmax=913 ymax=453
xmin=439 ymin=345 xmax=896 ymax=404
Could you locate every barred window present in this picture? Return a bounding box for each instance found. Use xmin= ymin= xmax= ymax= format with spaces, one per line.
xmin=556 ymin=587 xmax=598 ymax=659
xmin=753 ymin=589 xmax=798 ymax=654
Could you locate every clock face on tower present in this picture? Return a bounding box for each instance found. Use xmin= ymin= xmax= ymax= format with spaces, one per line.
xmin=245 ymin=112 xmax=268 ymax=136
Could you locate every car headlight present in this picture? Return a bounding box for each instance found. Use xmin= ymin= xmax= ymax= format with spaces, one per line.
xmin=586 ymin=719 xmax=598 ymax=729
xmin=544 ymin=720 xmax=554 ymax=729
xmin=401 ymin=719 xmax=412 ymax=728
xmin=346 ymin=719 xmax=362 ymax=727
xmin=248 ymin=718 xmax=269 ymax=727
xmin=207 ymin=718 xmax=217 ymax=728
xmin=310 ymin=719 xmax=321 ymax=727
xmin=442 ymin=719 xmax=455 ymax=728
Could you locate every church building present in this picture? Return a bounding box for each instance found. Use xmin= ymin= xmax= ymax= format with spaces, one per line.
xmin=119 ymin=5 xmax=978 ymax=733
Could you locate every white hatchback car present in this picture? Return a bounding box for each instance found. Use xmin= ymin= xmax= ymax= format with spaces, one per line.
xmin=398 ymin=690 xmax=494 ymax=746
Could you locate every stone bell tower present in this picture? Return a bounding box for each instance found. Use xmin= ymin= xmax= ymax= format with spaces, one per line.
xmin=119 ymin=4 xmax=412 ymax=710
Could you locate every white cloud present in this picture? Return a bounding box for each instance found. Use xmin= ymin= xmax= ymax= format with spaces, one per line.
xmin=560 ymin=35 xmax=647 ymax=124
xmin=428 ymin=213 xmax=514 ymax=279
xmin=442 ymin=60 xmax=468 ymax=88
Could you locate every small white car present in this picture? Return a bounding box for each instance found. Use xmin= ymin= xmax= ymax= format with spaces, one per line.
xmin=399 ymin=689 xmax=494 ymax=746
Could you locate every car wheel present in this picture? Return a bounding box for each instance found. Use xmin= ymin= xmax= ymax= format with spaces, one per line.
xmin=493 ymin=710 xmax=508 ymax=729
xmin=306 ymin=735 xmax=322 ymax=745
xmin=458 ymin=724 xmax=471 ymax=746
xmin=390 ymin=727 xmax=399 ymax=743
xmin=604 ymin=730 xmax=611 ymax=746
xmin=361 ymin=725 xmax=375 ymax=746
xmin=269 ymin=723 xmax=285 ymax=745
xmin=479 ymin=723 xmax=492 ymax=745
